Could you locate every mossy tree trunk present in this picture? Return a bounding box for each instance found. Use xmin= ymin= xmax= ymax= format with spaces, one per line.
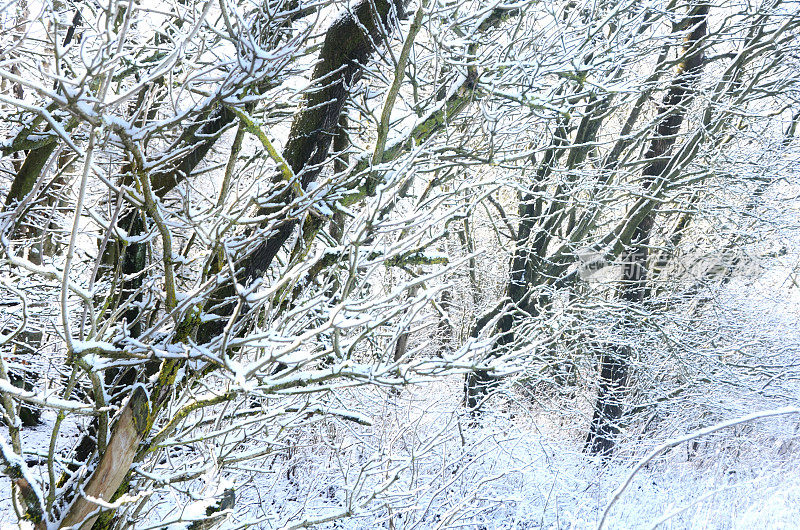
xmin=55 ymin=1 xmax=406 ymax=527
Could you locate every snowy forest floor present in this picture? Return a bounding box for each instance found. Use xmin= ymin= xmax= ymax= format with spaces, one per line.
xmin=3 ymin=244 xmax=800 ymax=530
xmin=4 ymin=375 xmax=800 ymax=530
xmin=157 ymin=253 xmax=800 ymax=529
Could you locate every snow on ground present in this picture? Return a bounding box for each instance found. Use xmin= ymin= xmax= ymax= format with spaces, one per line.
xmin=210 ymin=373 xmax=800 ymax=529
xmin=209 ymin=249 xmax=800 ymax=529
xmin=4 ymin=237 xmax=800 ymax=529
xmin=3 ymin=364 xmax=800 ymax=529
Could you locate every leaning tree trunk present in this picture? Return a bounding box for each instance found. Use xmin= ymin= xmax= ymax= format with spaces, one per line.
xmin=54 ymin=2 xmax=405 ymax=528
xmin=193 ymin=0 xmax=406 ymax=344
xmin=585 ymin=5 xmax=709 ymax=457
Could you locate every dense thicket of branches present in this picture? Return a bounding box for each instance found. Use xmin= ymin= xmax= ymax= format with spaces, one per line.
xmin=0 ymin=0 xmax=798 ymax=528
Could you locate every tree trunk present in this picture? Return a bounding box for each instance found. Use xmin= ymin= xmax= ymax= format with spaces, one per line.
xmin=55 ymin=2 xmax=406 ymax=527
xmin=586 ymin=4 xmax=709 ymax=457
xmin=196 ymin=0 xmax=405 ymax=344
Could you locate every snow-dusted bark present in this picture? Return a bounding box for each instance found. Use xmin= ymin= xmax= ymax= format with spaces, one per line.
xmin=0 ymin=0 xmax=799 ymax=527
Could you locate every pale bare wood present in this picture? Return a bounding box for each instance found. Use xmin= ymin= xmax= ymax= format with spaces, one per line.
xmin=59 ymin=387 xmax=149 ymax=530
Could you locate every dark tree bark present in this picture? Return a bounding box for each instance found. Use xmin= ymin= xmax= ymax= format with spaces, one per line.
xmin=196 ymin=0 xmax=405 ymax=343
xmin=243 ymin=0 xmax=405 ymax=281
xmin=586 ymin=5 xmax=709 ymax=457
xmin=465 ymin=95 xmax=612 ymax=407
xmin=55 ymin=3 xmax=407 ymax=527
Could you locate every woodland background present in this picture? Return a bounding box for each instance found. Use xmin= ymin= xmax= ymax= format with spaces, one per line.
xmin=1 ymin=0 xmax=800 ymax=528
